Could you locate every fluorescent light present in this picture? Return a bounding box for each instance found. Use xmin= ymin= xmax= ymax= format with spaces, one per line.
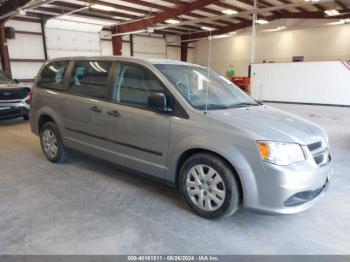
xmin=324 ymin=9 xmax=340 ymax=16
xmin=221 ymin=9 xmax=238 ymax=15
xmin=329 ymin=18 xmax=350 ymax=25
xmin=92 ymin=4 xmax=116 ymax=12
xmin=165 ymin=19 xmax=180 ymax=24
xmin=304 ymin=0 xmax=320 ymax=2
xmin=255 ymin=19 xmax=269 ymax=24
xmin=212 ymin=32 xmax=237 ymax=39
xmin=264 ymin=26 xmax=286 ymax=32
xmin=201 ymin=26 xmax=216 ymax=31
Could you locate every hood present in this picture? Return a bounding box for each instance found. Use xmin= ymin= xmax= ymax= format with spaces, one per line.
xmin=207 ymin=105 xmax=326 ymax=145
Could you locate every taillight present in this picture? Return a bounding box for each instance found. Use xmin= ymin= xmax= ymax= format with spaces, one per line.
xmin=28 ymin=90 xmax=32 ymax=105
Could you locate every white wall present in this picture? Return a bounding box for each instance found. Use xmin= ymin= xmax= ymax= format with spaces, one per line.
xmin=251 ymin=61 xmax=350 ymax=106
xmin=194 ymin=23 xmax=350 ymax=76
xmin=5 ymin=19 xmax=46 ymax=80
xmin=4 ymin=18 xmax=195 ymax=79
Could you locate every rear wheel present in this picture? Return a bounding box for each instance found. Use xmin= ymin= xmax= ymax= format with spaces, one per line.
xmin=40 ymin=122 xmax=66 ymax=163
xmin=179 ymin=153 xmax=240 ymax=219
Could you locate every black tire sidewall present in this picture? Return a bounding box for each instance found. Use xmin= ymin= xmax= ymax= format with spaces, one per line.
xmin=179 ymin=153 xmax=240 ymax=219
xmin=40 ymin=122 xmax=65 ymax=163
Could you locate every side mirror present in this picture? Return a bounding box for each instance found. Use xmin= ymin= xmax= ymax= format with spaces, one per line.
xmin=13 ymin=79 xmax=20 ymax=84
xmin=255 ymin=99 xmax=263 ymax=105
xmin=147 ymin=93 xmax=172 ymax=113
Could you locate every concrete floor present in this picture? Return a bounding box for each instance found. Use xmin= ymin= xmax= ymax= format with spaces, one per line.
xmin=0 ymin=103 xmax=349 ymax=255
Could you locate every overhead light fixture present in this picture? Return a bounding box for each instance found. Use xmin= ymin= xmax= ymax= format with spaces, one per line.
xmin=329 ymin=18 xmax=350 ymax=25
xmin=264 ymin=26 xmax=286 ymax=32
xmin=221 ymin=9 xmax=238 ymax=15
xmin=304 ymin=0 xmax=320 ymax=2
xmin=255 ymin=19 xmax=269 ymax=24
xmin=324 ymin=9 xmax=340 ymax=16
xmin=147 ymin=27 xmax=155 ymax=33
xmin=165 ymin=19 xmax=180 ymax=24
xmin=340 ymin=18 xmax=350 ymax=23
xmin=201 ymin=26 xmax=216 ymax=31
xmin=212 ymin=31 xmax=237 ymax=39
xmin=92 ymin=4 xmax=116 ymax=12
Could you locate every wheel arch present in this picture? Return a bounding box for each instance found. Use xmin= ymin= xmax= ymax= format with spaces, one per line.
xmin=38 ymin=114 xmax=55 ymax=132
xmin=174 ymin=148 xmax=244 ymax=204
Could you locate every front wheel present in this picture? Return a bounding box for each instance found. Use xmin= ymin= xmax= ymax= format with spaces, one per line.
xmin=40 ymin=122 xmax=66 ymax=163
xmin=179 ymin=153 xmax=240 ymax=219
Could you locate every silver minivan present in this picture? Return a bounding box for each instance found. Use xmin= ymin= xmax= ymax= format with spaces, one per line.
xmin=30 ymin=57 xmax=332 ymax=219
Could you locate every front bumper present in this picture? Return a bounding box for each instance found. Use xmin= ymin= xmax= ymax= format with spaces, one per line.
xmin=241 ymin=159 xmax=332 ymax=214
xmin=0 ymin=99 xmax=30 ymax=120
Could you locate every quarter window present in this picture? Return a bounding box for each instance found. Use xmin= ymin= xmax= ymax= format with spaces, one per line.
xmin=112 ymin=63 xmax=164 ymax=109
xmin=69 ymin=61 xmax=112 ymax=99
xmin=38 ymin=61 xmax=68 ymax=90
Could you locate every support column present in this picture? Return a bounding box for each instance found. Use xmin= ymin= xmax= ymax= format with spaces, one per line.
xmin=41 ymin=19 xmax=48 ymax=61
xmin=250 ymin=0 xmax=258 ymax=64
xmin=0 ymin=21 xmax=11 ymax=76
xmin=181 ymin=41 xmax=188 ymax=62
xmin=130 ymin=34 xmax=134 ymax=56
xmin=111 ymin=26 xmax=122 ymax=56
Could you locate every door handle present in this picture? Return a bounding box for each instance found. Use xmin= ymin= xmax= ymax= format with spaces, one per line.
xmin=90 ymin=105 xmax=102 ymax=113
xmin=107 ymin=110 xmax=121 ymax=117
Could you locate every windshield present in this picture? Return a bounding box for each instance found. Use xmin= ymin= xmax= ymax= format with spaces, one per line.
xmin=0 ymin=71 xmax=13 ymax=84
xmin=155 ymin=64 xmax=258 ymax=110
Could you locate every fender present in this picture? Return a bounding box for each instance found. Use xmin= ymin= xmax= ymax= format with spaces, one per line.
xmin=165 ymin=135 xmax=259 ymax=207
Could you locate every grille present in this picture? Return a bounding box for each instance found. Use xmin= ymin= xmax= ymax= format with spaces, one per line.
xmin=307 ymin=141 xmax=322 ymax=152
xmin=307 ymin=140 xmax=331 ymax=166
xmin=0 ymin=88 xmax=29 ymax=100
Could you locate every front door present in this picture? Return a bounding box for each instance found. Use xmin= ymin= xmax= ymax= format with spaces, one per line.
xmin=93 ymin=62 xmax=172 ymax=179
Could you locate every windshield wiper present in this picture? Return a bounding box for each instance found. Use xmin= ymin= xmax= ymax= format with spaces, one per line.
xmin=229 ymin=102 xmax=259 ymax=108
xmin=197 ymin=104 xmax=229 ymax=110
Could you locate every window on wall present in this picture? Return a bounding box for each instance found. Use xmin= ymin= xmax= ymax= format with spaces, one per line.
xmin=69 ymin=61 xmax=112 ymax=99
xmin=38 ymin=61 xmax=68 ymax=90
xmin=112 ymin=63 xmax=165 ymax=109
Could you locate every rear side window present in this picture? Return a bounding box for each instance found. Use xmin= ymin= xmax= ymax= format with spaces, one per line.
xmin=37 ymin=61 xmax=68 ymax=90
xmin=69 ymin=61 xmax=112 ymax=100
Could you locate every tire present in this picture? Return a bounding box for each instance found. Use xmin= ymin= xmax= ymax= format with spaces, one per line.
xmin=23 ymin=114 xmax=29 ymax=120
xmin=40 ymin=122 xmax=66 ymax=163
xmin=179 ymin=153 xmax=240 ymax=219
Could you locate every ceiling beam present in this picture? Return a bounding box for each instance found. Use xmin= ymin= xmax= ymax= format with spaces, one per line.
xmin=0 ymin=0 xmax=32 ymax=20
xmin=336 ymin=0 xmax=350 ymax=12
xmin=283 ymin=11 xmax=350 ymax=19
xmin=181 ymin=14 xmax=279 ymax=41
xmin=49 ymin=1 xmax=139 ymax=20
xmin=116 ymin=0 xmax=221 ymax=34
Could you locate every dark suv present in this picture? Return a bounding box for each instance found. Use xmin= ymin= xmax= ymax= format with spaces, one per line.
xmin=0 ymin=70 xmax=31 ymax=120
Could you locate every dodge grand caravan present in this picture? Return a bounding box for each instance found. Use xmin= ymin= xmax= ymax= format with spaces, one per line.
xmin=30 ymin=57 xmax=332 ymax=219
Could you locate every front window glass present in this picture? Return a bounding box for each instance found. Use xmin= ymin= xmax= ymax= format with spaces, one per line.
xmin=112 ymin=63 xmax=164 ymax=109
xmin=155 ymin=64 xmax=258 ymax=110
xmin=0 ymin=71 xmax=13 ymax=84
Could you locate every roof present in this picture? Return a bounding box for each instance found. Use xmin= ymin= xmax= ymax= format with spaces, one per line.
xmin=47 ymin=56 xmax=200 ymax=67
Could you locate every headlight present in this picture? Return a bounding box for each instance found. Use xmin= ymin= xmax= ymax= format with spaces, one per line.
xmin=324 ymin=134 xmax=329 ymax=146
xmin=256 ymin=141 xmax=305 ymax=166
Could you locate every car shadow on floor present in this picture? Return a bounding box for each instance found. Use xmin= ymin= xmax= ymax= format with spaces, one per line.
xmin=60 ymin=149 xmax=259 ymax=222
xmin=0 ymin=117 xmax=28 ymax=127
